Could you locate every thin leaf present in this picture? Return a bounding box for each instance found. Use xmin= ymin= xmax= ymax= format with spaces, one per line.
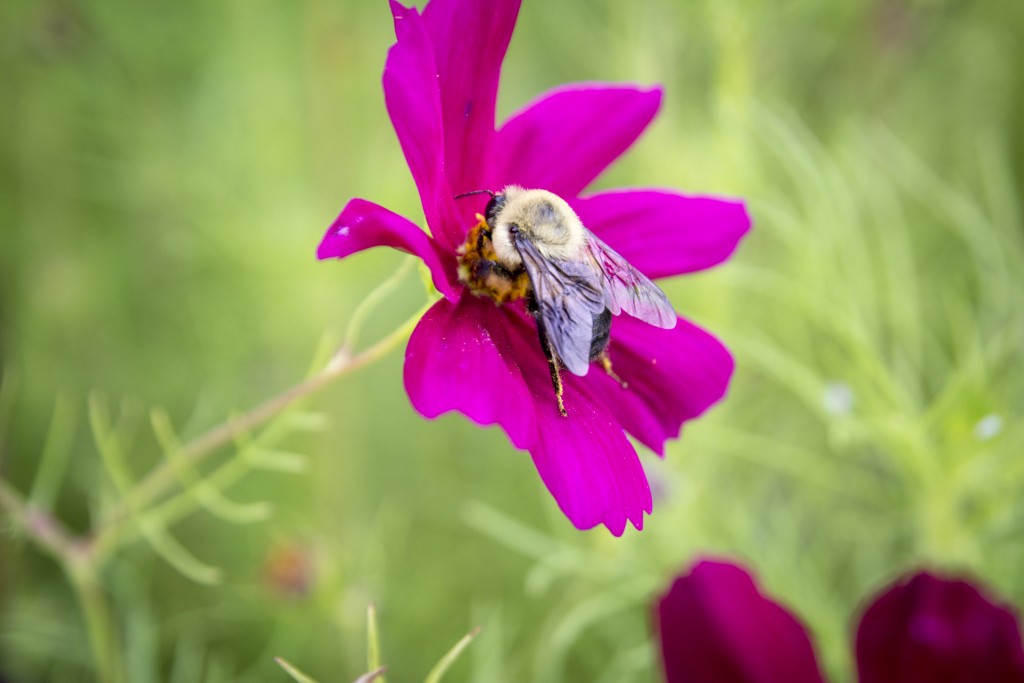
xmin=307 ymin=331 xmax=342 ymax=377
xmin=274 ymin=656 xmax=320 ymax=683
xmin=168 ymin=622 xmax=205 ymax=683
xmin=247 ymin=449 xmax=309 ymax=473
xmin=469 ymin=604 xmax=506 ymax=683
xmin=29 ymin=391 xmax=76 ymax=510
xmin=127 ymin=453 xmax=263 ymax=544
xmin=136 ymin=515 xmax=222 ymax=585
xmin=89 ymin=393 xmax=135 ymax=492
xmin=537 ymin=590 xmax=641 ymax=683
xmin=90 ymin=398 xmax=223 ymax=581
xmin=367 ymin=603 xmax=383 ymax=680
xmin=344 ymin=255 xmax=416 ymax=351
xmin=354 ymin=667 xmax=387 ymax=683
xmin=424 ymin=627 xmax=481 ymax=683
xmin=150 ymin=408 xmax=273 ymax=524
xmin=285 ymin=412 xmax=330 ymax=433
xmin=593 ymin=644 xmax=655 ymax=683
xmin=0 ymin=364 xmax=19 ymax=466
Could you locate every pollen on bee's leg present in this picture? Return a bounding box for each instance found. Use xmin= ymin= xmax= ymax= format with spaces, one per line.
xmin=599 ymin=353 xmax=628 ymax=389
xmin=539 ymin=348 xmax=568 ymax=417
xmin=548 ymin=357 xmax=567 ymax=417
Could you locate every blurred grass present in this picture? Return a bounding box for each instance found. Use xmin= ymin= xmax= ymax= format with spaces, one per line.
xmin=2 ymin=0 xmax=1024 ymax=681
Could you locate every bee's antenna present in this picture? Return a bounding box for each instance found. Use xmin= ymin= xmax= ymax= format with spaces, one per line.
xmin=454 ymin=189 xmax=496 ymax=201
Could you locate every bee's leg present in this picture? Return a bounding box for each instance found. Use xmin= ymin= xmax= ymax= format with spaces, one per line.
xmin=547 ymin=346 xmax=567 ymax=417
xmin=597 ymin=352 xmax=628 ymax=389
xmin=539 ymin=330 xmax=567 ymax=417
xmin=588 ymin=308 xmax=627 ymax=389
xmin=531 ymin=301 xmax=567 ymax=417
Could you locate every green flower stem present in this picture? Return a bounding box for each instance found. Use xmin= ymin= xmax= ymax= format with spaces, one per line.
xmin=90 ymin=298 xmax=434 ymax=561
xmin=344 ymin=256 xmax=417 ymax=352
xmin=0 ymin=481 xmax=120 ymax=681
xmin=0 ymin=295 xmax=435 ymax=682
xmin=367 ymin=603 xmax=385 ymax=683
xmin=0 ymin=478 xmax=76 ymax=561
xmin=68 ymin=559 xmax=124 ymax=683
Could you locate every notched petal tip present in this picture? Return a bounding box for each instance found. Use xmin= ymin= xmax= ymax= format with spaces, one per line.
xmin=491 ymin=314 xmax=652 ymax=534
xmin=526 ymin=373 xmax=652 ymax=536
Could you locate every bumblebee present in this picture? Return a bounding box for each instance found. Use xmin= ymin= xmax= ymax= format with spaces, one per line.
xmin=457 ymin=185 xmax=676 ymax=416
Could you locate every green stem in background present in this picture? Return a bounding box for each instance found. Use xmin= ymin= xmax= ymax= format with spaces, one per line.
xmin=28 ymin=391 xmax=77 ymax=510
xmin=0 ymin=482 xmax=119 ymax=681
xmin=0 ymin=366 xmax=19 ymax=468
xmin=367 ymin=603 xmax=385 ymax=683
xmin=275 ymin=656 xmax=321 ymax=683
xmin=68 ymin=560 xmax=124 ymax=683
xmin=91 ymin=296 xmax=434 ymax=560
xmin=0 ymin=480 xmax=77 ymax=561
xmin=424 ymin=626 xmax=481 ymax=683
xmin=0 ymin=289 xmax=435 ymax=682
xmin=345 ymin=256 xmax=417 ymax=351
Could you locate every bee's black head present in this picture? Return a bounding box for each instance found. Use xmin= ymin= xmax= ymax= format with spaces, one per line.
xmin=454 ymin=188 xmax=505 ymax=229
xmin=484 ymin=192 xmax=507 ymax=228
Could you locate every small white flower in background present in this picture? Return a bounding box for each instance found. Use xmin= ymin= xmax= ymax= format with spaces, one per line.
xmin=822 ymin=381 xmax=855 ymax=417
xmin=973 ymin=414 xmax=1003 ymax=441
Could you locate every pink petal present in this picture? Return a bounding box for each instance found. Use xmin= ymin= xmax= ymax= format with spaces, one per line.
xmin=383 ymin=2 xmax=463 ymax=253
xmin=421 ymin=0 xmax=521 ymax=200
xmin=588 ymin=315 xmax=734 ymax=455
xmin=572 ymin=190 xmax=751 ymax=279
xmin=530 ymin=379 xmax=651 ymax=535
xmin=488 ymin=84 xmax=662 ymax=198
xmin=317 ymin=198 xmax=457 ymax=301
xmin=856 ymin=572 xmax=1024 ymax=683
xmin=656 ymin=560 xmax=826 ymax=683
xmin=504 ymin=313 xmax=652 ymax=535
xmin=403 ymin=294 xmax=536 ymax=449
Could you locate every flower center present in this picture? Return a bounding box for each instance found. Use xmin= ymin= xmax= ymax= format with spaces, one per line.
xmin=456 ymin=216 xmax=531 ymax=304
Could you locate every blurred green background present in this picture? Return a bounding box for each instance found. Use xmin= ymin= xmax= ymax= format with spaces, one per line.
xmin=2 ymin=0 xmax=1023 ymax=681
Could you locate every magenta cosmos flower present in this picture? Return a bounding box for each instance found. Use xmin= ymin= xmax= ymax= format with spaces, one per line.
xmin=317 ymin=0 xmax=750 ymax=535
xmin=655 ymin=559 xmax=1024 ymax=683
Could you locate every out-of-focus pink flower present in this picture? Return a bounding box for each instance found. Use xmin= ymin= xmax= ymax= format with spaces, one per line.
xmin=856 ymin=572 xmax=1024 ymax=683
xmin=655 ymin=560 xmax=825 ymax=683
xmin=318 ymin=0 xmax=750 ymax=534
xmin=655 ymin=559 xmax=1024 ymax=683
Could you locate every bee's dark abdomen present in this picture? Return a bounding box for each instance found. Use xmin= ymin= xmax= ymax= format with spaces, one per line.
xmin=529 ymin=297 xmax=611 ymax=368
xmin=588 ymin=308 xmax=612 ymax=361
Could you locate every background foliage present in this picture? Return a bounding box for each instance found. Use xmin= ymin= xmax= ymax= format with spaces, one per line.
xmin=2 ymin=0 xmax=1023 ymax=681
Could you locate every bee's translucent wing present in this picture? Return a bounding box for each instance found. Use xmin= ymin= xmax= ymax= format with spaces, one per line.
xmin=514 ymin=233 xmax=606 ymax=376
xmin=585 ymin=230 xmax=677 ymax=329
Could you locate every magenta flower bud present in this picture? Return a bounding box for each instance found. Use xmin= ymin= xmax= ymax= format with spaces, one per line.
xmin=856 ymin=572 xmax=1024 ymax=683
xmin=655 ymin=560 xmax=825 ymax=683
